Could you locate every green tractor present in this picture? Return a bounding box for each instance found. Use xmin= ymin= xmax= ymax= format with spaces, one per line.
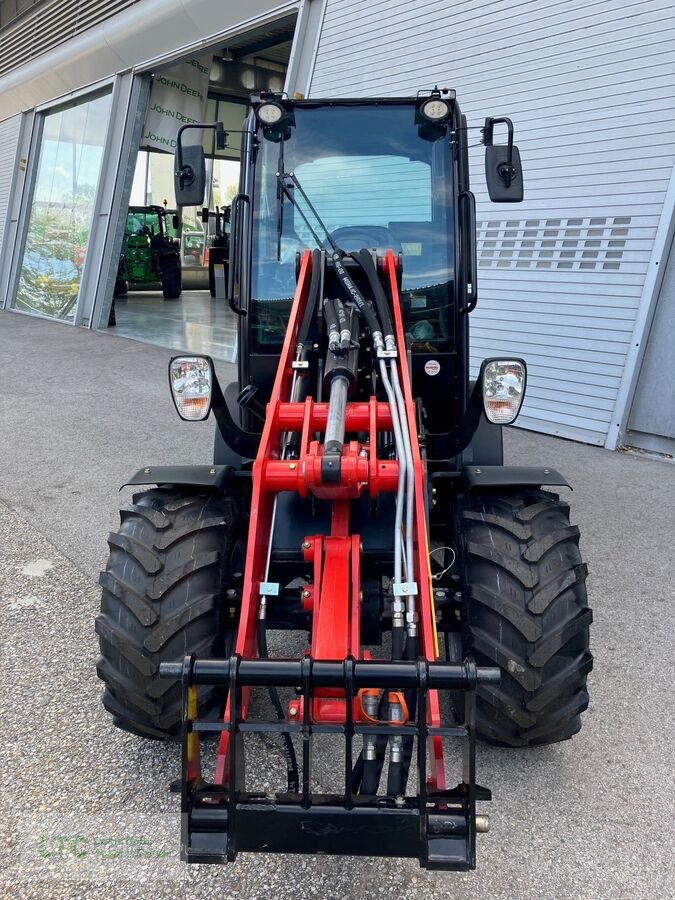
xmin=115 ymin=205 xmax=182 ymax=300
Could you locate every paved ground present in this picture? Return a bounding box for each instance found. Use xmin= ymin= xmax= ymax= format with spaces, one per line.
xmin=0 ymin=310 xmax=674 ymax=899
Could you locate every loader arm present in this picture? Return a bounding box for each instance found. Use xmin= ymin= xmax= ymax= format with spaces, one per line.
xmin=161 ymin=250 xmax=499 ymax=869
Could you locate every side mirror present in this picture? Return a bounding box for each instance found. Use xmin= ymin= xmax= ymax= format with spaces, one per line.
xmin=174 ymin=144 xmax=205 ymax=207
xmin=172 ymin=214 xmax=180 ymax=230
xmin=483 ymin=117 xmax=524 ymax=203
xmin=201 ymin=207 xmax=210 ymax=223
xmin=174 ymin=121 xmax=229 ymax=207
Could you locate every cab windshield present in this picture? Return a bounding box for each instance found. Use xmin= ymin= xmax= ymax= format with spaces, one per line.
xmin=250 ymin=102 xmax=455 ymax=350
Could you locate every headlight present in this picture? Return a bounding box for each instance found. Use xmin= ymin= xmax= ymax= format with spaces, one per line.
xmin=169 ymin=355 xmax=213 ymax=421
xmin=256 ymin=102 xmax=284 ymax=126
xmin=481 ymin=358 xmax=527 ymax=424
xmin=420 ymin=97 xmax=451 ymax=122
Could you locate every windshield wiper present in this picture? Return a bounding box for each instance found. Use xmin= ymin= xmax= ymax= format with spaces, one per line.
xmin=276 ymin=139 xmax=285 ymax=260
xmin=277 ymin=171 xmax=341 ymax=256
xmin=277 ymin=170 xmax=383 ymax=342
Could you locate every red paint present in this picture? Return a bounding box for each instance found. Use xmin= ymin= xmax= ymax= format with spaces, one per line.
xmin=213 ymin=250 xmax=444 ymax=790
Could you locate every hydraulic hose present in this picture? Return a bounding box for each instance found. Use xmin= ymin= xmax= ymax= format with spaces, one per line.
xmin=332 ymin=252 xmax=382 ymax=343
xmin=390 ymin=361 xmax=415 ymax=597
xmin=400 ymin=633 xmax=419 ymax=793
xmin=334 ymin=298 xmax=352 ymax=352
xmin=378 ymin=359 xmax=406 ymax=588
xmin=322 ymin=297 xmax=341 ymax=354
xmin=386 ymin=760 xmax=403 ymax=798
xmin=297 ymin=249 xmax=323 ymax=346
xmin=256 ymin=617 xmax=300 ymax=794
xmin=354 ymin=692 xmax=389 ymax=796
xmin=392 ymin=625 xmax=405 ymax=661
xmin=355 ymin=249 xmax=394 ymax=343
xmin=360 ymin=760 xmax=381 ymax=795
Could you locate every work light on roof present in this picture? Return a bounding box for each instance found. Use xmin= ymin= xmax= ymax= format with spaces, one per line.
xmin=420 ymin=97 xmax=451 ymax=122
xmin=256 ymin=102 xmax=284 ymax=125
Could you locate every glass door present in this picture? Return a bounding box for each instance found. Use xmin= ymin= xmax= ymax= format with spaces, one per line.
xmin=12 ymin=90 xmax=112 ymax=320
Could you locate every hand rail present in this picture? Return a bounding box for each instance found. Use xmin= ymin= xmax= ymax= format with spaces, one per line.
xmin=227 ymin=192 xmax=250 ymax=317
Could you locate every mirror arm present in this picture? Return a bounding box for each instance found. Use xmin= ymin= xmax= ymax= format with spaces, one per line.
xmin=483 ymin=116 xmax=516 ymax=188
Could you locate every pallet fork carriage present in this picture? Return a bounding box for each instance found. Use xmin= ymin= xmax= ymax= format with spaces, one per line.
xmin=97 ymin=89 xmax=592 ymax=872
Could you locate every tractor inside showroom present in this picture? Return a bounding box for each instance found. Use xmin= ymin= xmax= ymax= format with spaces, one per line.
xmin=114 ymin=204 xmax=182 ymax=300
xmin=96 ymin=89 xmax=592 ymax=870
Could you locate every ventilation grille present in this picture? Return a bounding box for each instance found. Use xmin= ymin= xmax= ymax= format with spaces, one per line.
xmin=477 ymin=216 xmax=632 ymax=272
xmin=0 ymin=0 xmax=141 ymax=77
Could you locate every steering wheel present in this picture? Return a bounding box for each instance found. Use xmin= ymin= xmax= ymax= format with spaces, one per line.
xmin=330 ymin=225 xmax=401 ymax=253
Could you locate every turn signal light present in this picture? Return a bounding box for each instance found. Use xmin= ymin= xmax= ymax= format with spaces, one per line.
xmin=481 ymin=358 xmax=527 ymax=425
xmin=169 ymin=355 xmax=214 ymax=421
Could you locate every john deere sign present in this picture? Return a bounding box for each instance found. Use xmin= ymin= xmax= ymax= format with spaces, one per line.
xmin=143 ymin=57 xmax=211 ymax=152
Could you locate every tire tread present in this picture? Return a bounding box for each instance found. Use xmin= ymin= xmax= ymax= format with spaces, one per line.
xmin=96 ymin=489 xmax=242 ymax=741
xmin=457 ymin=489 xmax=592 ymax=747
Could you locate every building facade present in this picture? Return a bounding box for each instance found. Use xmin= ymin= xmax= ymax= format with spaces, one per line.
xmin=0 ymin=0 xmax=673 ymax=454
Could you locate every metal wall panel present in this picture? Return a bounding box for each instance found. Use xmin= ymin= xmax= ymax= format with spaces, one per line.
xmin=0 ymin=0 xmax=141 ymax=77
xmin=0 ymin=113 xmax=20 ymax=261
xmin=0 ymin=0 xmax=298 ymax=121
xmin=626 ymin=236 xmax=675 ymax=454
xmin=309 ymin=0 xmax=675 ymax=444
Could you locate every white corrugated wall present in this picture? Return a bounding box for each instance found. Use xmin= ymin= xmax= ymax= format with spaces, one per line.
xmin=0 ymin=114 xmax=21 ymax=263
xmin=308 ymin=0 xmax=675 ymax=444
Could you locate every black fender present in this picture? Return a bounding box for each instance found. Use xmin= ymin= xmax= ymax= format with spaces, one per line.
xmin=122 ymin=464 xmax=240 ymax=492
xmin=462 ymin=465 xmax=570 ymax=490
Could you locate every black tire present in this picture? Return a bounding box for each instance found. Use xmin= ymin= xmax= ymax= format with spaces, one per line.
xmin=161 ymin=257 xmax=182 ymax=299
xmin=114 ymin=278 xmax=128 ymax=297
xmin=96 ymin=488 xmax=244 ymax=741
xmin=456 ymin=489 xmax=592 ymax=747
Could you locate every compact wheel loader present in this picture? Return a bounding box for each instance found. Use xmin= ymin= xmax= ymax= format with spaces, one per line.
xmin=96 ymin=89 xmax=592 ymax=870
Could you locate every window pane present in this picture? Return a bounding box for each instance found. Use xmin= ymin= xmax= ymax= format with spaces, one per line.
xmin=250 ymin=104 xmax=455 ymax=350
xmin=14 ymin=91 xmax=112 ymax=319
xmin=292 ymin=155 xmax=431 ymax=242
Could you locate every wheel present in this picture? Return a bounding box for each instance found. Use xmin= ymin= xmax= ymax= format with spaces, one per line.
xmin=114 ymin=278 xmax=128 ymax=297
xmin=456 ymin=489 xmax=592 ymax=747
xmin=161 ymin=257 xmax=182 ymax=299
xmin=96 ymin=488 xmax=245 ymax=740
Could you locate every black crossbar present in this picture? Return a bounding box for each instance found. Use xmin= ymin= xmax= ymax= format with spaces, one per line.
xmin=160 ymin=655 xmax=499 ymax=691
xmin=185 ymin=802 xmax=472 ymax=870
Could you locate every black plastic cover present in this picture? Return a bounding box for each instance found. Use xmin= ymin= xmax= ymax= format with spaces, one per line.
xmin=122 ymin=465 xmax=235 ymax=492
xmin=462 ymin=465 xmax=570 ymax=489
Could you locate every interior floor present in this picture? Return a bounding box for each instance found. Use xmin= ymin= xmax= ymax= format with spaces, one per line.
xmin=108 ymin=290 xmax=237 ymax=361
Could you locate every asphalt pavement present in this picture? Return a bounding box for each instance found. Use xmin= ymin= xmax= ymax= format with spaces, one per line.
xmin=0 ymin=310 xmax=673 ymax=899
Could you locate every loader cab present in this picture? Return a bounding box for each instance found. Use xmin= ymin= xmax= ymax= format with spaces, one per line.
xmin=235 ymin=95 xmax=469 ymax=431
